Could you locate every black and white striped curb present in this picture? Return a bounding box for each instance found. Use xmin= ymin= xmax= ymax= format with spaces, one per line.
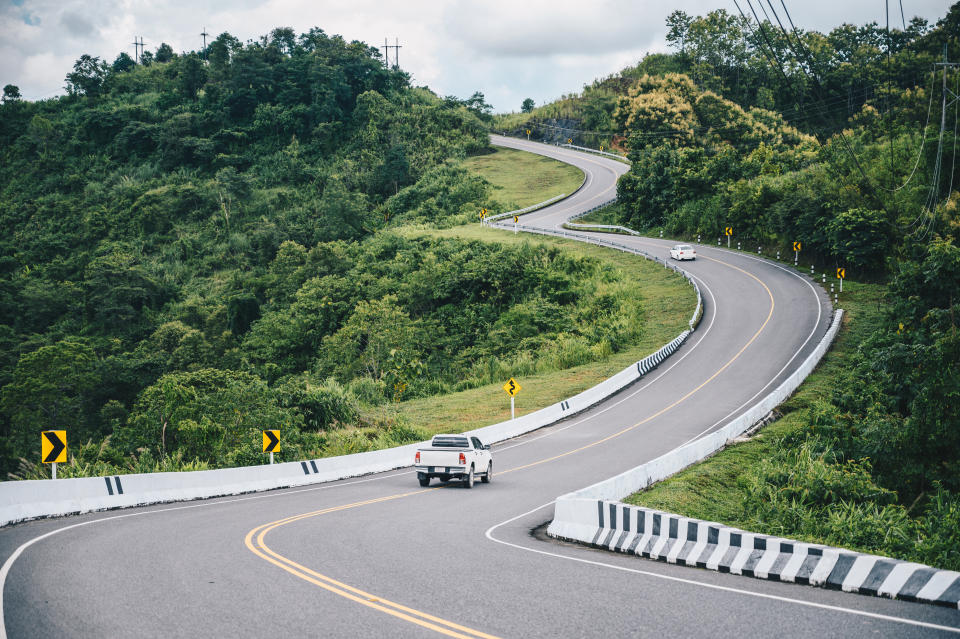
xmin=636 ymin=333 xmax=686 ymax=376
xmin=556 ymin=500 xmax=960 ymax=608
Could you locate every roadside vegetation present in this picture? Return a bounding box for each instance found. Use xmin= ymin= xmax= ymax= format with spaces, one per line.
xmin=461 ymin=147 xmax=584 ymax=209
xmin=495 ymin=5 xmax=959 ymax=569
xmin=393 ymin=225 xmax=694 ymax=434
xmin=0 ymin=31 xmax=693 ymax=480
xmin=629 ymin=244 xmax=960 ymax=570
xmin=494 ymin=6 xmax=959 ymax=275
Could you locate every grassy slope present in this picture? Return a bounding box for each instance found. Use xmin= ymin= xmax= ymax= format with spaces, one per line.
xmin=461 ymin=147 xmax=584 ymax=209
xmin=387 ymin=223 xmax=696 ymax=436
xmin=624 ymin=279 xmax=886 ymax=533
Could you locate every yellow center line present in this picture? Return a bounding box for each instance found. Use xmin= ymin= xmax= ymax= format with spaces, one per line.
xmin=244 ymin=489 xmax=501 ymax=639
xmin=244 ymin=253 xmax=773 ymax=638
xmin=500 ymin=254 xmax=772 ymax=475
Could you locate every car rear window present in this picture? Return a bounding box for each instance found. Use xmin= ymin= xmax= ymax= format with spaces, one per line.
xmin=678 ymin=245 xmax=693 ymax=250
xmin=431 ymin=436 xmax=469 ymax=448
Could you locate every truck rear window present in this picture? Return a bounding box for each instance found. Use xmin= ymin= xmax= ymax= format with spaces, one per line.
xmin=431 ymin=436 xmax=469 ymax=448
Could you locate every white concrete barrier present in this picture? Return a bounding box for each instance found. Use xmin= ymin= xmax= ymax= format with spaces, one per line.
xmin=551 ymin=309 xmax=842 ymax=504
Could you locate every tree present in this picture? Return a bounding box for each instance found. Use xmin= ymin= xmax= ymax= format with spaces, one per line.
xmin=315 ymin=177 xmax=372 ymax=241
xmin=1 ymin=340 xmax=100 ymax=465
xmin=208 ymin=32 xmax=242 ymax=68
xmin=665 ymin=10 xmax=693 ymax=54
xmin=83 ymin=247 xmax=166 ymax=334
xmin=372 ymin=143 xmax=410 ymax=196
xmin=463 ymin=91 xmax=493 ymax=121
xmin=65 ymin=54 xmax=108 ymax=97
xmin=117 ymin=368 xmax=298 ymax=465
xmin=826 ymin=207 xmax=893 ymax=271
xmin=2 ymin=84 xmax=21 ymax=102
xmin=112 ymin=52 xmax=136 ymax=73
xmin=317 ymin=295 xmax=422 ymax=383
xmin=155 ymin=43 xmax=175 ymax=63
xmin=176 ymin=54 xmax=207 ymax=99
xmin=521 ymin=97 xmax=535 ymax=113
xmin=269 ymin=27 xmax=297 ymax=55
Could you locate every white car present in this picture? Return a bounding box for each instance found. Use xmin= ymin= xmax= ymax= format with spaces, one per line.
xmin=670 ymin=244 xmax=696 ymax=261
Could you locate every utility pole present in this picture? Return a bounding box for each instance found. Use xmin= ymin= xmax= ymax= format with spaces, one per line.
xmin=382 ymin=37 xmax=402 ymax=68
xmin=935 ymin=44 xmax=960 ymax=137
xmin=132 ymin=36 xmax=145 ymax=64
xmin=201 ymin=27 xmax=209 ymax=59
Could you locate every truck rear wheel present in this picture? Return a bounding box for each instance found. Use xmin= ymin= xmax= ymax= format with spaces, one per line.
xmin=418 ymin=473 xmax=430 ymax=487
xmin=464 ymin=465 xmax=474 ymax=489
xmin=481 ymin=461 xmax=492 ymax=483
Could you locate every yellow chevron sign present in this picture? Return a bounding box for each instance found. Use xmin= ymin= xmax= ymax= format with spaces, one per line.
xmin=41 ymin=430 xmax=67 ymax=463
xmin=262 ymin=430 xmax=280 ymax=453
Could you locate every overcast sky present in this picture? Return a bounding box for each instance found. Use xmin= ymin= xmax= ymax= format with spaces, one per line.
xmin=0 ymin=0 xmax=953 ymax=111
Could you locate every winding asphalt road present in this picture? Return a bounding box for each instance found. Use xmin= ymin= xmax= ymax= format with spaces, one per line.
xmin=2 ymin=137 xmax=958 ymax=638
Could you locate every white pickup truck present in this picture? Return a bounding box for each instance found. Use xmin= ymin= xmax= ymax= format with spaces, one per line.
xmin=414 ymin=435 xmax=493 ymax=488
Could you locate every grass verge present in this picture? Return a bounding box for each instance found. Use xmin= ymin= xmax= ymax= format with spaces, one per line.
xmin=624 ymin=279 xmax=887 ymax=528
xmin=462 ymin=147 xmax=584 ymax=210
xmin=382 ymin=223 xmax=697 ymax=436
xmin=572 ymin=202 xmax=628 ymax=226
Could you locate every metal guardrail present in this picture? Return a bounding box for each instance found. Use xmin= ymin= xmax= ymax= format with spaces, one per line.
xmin=483 ymin=193 xmax=568 ymax=223
xmin=561 ymin=198 xmax=639 ymax=235
xmin=560 ymin=143 xmax=631 ymax=163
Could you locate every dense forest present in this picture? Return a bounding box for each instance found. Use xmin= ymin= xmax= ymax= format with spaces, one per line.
xmin=498 ymin=5 xmax=960 ymax=567
xmin=500 ymin=4 xmax=959 ymax=271
xmin=0 ymin=27 xmax=658 ymax=479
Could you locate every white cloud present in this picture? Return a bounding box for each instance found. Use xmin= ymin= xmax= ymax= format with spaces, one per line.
xmin=0 ymin=0 xmax=952 ymax=110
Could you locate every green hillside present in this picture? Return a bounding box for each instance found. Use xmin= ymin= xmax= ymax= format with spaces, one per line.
xmin=497 ymin=5 xmax=960 ymax=569
xmin=0 ymin=28 xmax=488 ymax=476
xmin=0 ymin=28 xmax=697 ymax=479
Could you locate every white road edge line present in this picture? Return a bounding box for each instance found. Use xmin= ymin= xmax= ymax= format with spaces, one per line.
xmin=632 ymin=239 xmax=826 ymax=446
xmin=494 ymin=270 xmax=718 ymax=454
xmin=483 ymin=502 xmax=960 ymax=635
xmin=0 ymin=470 xmax=410 ymax=639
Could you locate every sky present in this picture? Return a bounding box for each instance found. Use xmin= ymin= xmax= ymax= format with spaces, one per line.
xmin=0 ymin=0 xmax=953 ymax=112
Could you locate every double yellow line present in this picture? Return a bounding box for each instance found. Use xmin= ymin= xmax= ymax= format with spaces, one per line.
xmin=244 ymin=489 xmax=501 ymax=639
xmin=502 ymin=254 xmax=775 ymax=475
xmin=244 ymin=254 xmax=776 ymax=638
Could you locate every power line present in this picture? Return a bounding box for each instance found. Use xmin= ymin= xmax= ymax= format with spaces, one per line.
xmin=883 ymin=68 xmax=937 ymax=193
xmin=911 ymin=45 xmax=960 ymax=239
xmin=887 ymin=0 xmax=895 ymax=189
xmin=766 ymin=1 xmax=885 ymax=209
